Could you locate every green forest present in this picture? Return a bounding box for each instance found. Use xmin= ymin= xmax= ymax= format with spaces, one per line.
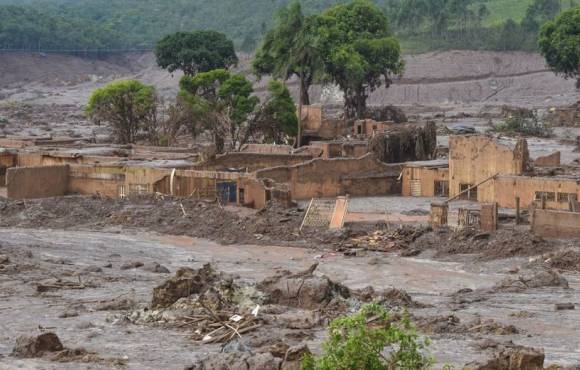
xmin=0 ymin=0 xmax=576 ymax=53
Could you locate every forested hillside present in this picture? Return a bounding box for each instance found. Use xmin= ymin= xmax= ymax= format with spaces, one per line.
xmin=0 ymin=0 xmax=576 ymax=53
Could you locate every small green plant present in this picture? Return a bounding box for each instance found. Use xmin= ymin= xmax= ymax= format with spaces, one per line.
xmin=494 ymin=111 xmax=553 ymax=137
xmin=301 ymin=304 xmax=434 ymax=370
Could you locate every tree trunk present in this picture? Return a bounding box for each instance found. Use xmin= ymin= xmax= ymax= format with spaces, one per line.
xmin=214 ymin=132 xmax=224 ymax=153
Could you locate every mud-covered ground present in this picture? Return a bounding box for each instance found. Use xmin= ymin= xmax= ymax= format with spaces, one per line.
xmin=0 ymin=196 xmax=579 ymax=369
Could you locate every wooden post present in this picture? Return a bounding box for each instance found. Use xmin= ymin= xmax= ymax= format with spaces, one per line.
xmin=515 ymin=197 xmax=520 ymax=225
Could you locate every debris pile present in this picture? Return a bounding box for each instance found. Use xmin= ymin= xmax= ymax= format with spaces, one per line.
xmin=414 ymin=315 xmax=519 ymax=336
xmin=466 ymin=343 xmax=545 ymax=370
xmin=340 ymin=226 xmax=429 ymax=253
xmin=363 ymin=105 xmax=408 ymax=123
xmin=369 ymin=122 xmax=436 ymax=163
xmin=491 ymin=269 xmax=569 ymax=293
xmin=530 ymin=248 xmax=580 ymax=272
xmin=415 ymin=229 xmax=555 ymax=260
xmin=257 ymin=263 xmax=350 ymax=310
xmin=12 ymin=332 xmax=125 ymax=366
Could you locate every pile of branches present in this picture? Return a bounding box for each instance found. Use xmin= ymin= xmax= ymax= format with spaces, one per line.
xmin=176 ymin=306 xmax=262 ymax=344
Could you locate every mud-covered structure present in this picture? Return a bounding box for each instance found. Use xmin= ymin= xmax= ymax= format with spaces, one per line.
xmin=369 ymin=122 xmax=437 ymax=163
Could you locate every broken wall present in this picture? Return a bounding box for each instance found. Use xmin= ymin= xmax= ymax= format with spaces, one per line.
xmin=194 ymin=152 xmax=312 ymax=172
xmin=534 ymin=151 xmax=561 ymax=167
xmin=7 ymin=165 xmax=69 ymax=199
xmin=532 ymin=209 xmax=580 ymax=238
xmin=68 ymin=165 xmax=125 ymax=197
xmin=0 ymin=151 xmax=16 ymax=185
xmin=449 ymin=135 xmax=530 ymax=199
xmin=369 ymin=122 xmax=436 ymax=163
xmin=402 ymin=165 xmax=449 ymax=197
xmin=481 ymin=175 xmax=580 ymax=210
xmin=256 ymin=154 xmax=401 ymax=200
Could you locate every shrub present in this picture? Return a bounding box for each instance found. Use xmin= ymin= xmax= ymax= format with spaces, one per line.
xmin=301 ymin=304 xmax=434 ymax=370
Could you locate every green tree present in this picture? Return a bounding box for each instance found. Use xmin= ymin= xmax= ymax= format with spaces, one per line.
xmin=316 ymin=0 xmax=405 ymax=119
xmin=86 ymin=80 xmax=158 ymax=144
xmin=301 ymin=304 xmax=433 ymax=370
xmin=522 ymin=0 xmax=562 ymax=32
xmin=253 ymin=80 xmax=299 ymax=143
xmin=253 ymin=2 xmax=322 ymax=106
xmin=179 ymin=69 xmax=259 ymax=152
xmin=155 ymin=30 xmax=238 ymax=76
xmin=539 ymin=6 xmax=580 ymax=88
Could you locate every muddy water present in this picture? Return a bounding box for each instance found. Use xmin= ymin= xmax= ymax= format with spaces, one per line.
xmin=0 ymin=228 xmax=579 ymax=368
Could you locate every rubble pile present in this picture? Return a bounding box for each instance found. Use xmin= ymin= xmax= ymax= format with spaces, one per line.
xmin=466 ymin=343 xmax=545 ymax=370
xmin=491 ymin=269 xmax=569 ymax=293
xmin=340 ymin=225 xmax=430 ymax=253
xmin=531 ymin=248 xmax=580 ymax=272
xmin=414 ymin=315 xmax=519 ymax=336
xmin=414 ymin=228 xmax=555 ymax=260
xmin=12 ymin=332 xmax=125 ymax=366
xmin=257 ymin=263 xmax=350 ymax=310
xmin=363 ymin=105 xmax=408 ymax=123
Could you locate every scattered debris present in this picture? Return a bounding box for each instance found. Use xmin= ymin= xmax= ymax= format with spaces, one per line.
xmin=142 ymin=262 xmax=170 ymax=273
xmin=185 ymin=352 xmax=282 ymax=370
xmin=120 ymin=261 xmax=144 ymax=270
xmin=465 ymin=343 xmax=544 ymax=370
xmin=95 ymin=297 xmax=136 ymax=311
xmin=12 ymin=332 xmax=63 ymax=358
xmin=151 ymin=264 xmax=218 ymax=309
xmin=491 ymin=269 xmax=569 ymax=293
xmin=258 ymin=263 xmax=350 ymax=310
xmin=531 ymin=249 xmax=580 ymax=272
xmin=554 ymin=303 xmax=575 ymax=311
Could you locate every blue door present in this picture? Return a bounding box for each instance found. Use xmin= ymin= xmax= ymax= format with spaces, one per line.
xmin=217 ymin=182 xmax=237 ymax=204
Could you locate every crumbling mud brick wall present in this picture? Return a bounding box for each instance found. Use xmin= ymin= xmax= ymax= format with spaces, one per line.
xmin=0 ymin=151 xmax=16 ymax=185
xmin=68 ymin=165 xmax=126 ymax=197
xmin=369 ymin=122 xmax=436 ymax=163
xmin=154 ymin=170 xmax=244 ymax=200
xmin=240 ymin=144 xmax=293 ymax=154
xmin=353 ymin=119 xmax=394 ymax=136
xmin=194 ymin=153 xmax=313 ymax=172
xmin=480 ymin=203 xmax=498 ymax=231
xmin=532 ymin=209 xmax=580 ymax=238
xmin=237 ymin=177 xmax=268 ymax=209
xmin=449 ymin=135 xmax=530 ymax=200
xmin=534 ymin=151 xmax=561 ymax=167
xmin=310 ymin=141 xmax=369 ymax=159
xmin=402 ymin=163 xmax=449 ymax=197
xmin=301 ymin=105 xmax=323 ymax=131
xmin=482 ymin=175 xmax=580 ymax=210
xmin=7 ymin=165 xmax=69 ymax=199
xmin=256 ymin=154 xmax=401 ymax=200
xmin=15 ymin=152 xmax=120 ymax=167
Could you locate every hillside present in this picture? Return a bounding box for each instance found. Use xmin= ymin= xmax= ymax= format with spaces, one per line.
xmin=0 ymin=0 xmax=574 ymax=53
